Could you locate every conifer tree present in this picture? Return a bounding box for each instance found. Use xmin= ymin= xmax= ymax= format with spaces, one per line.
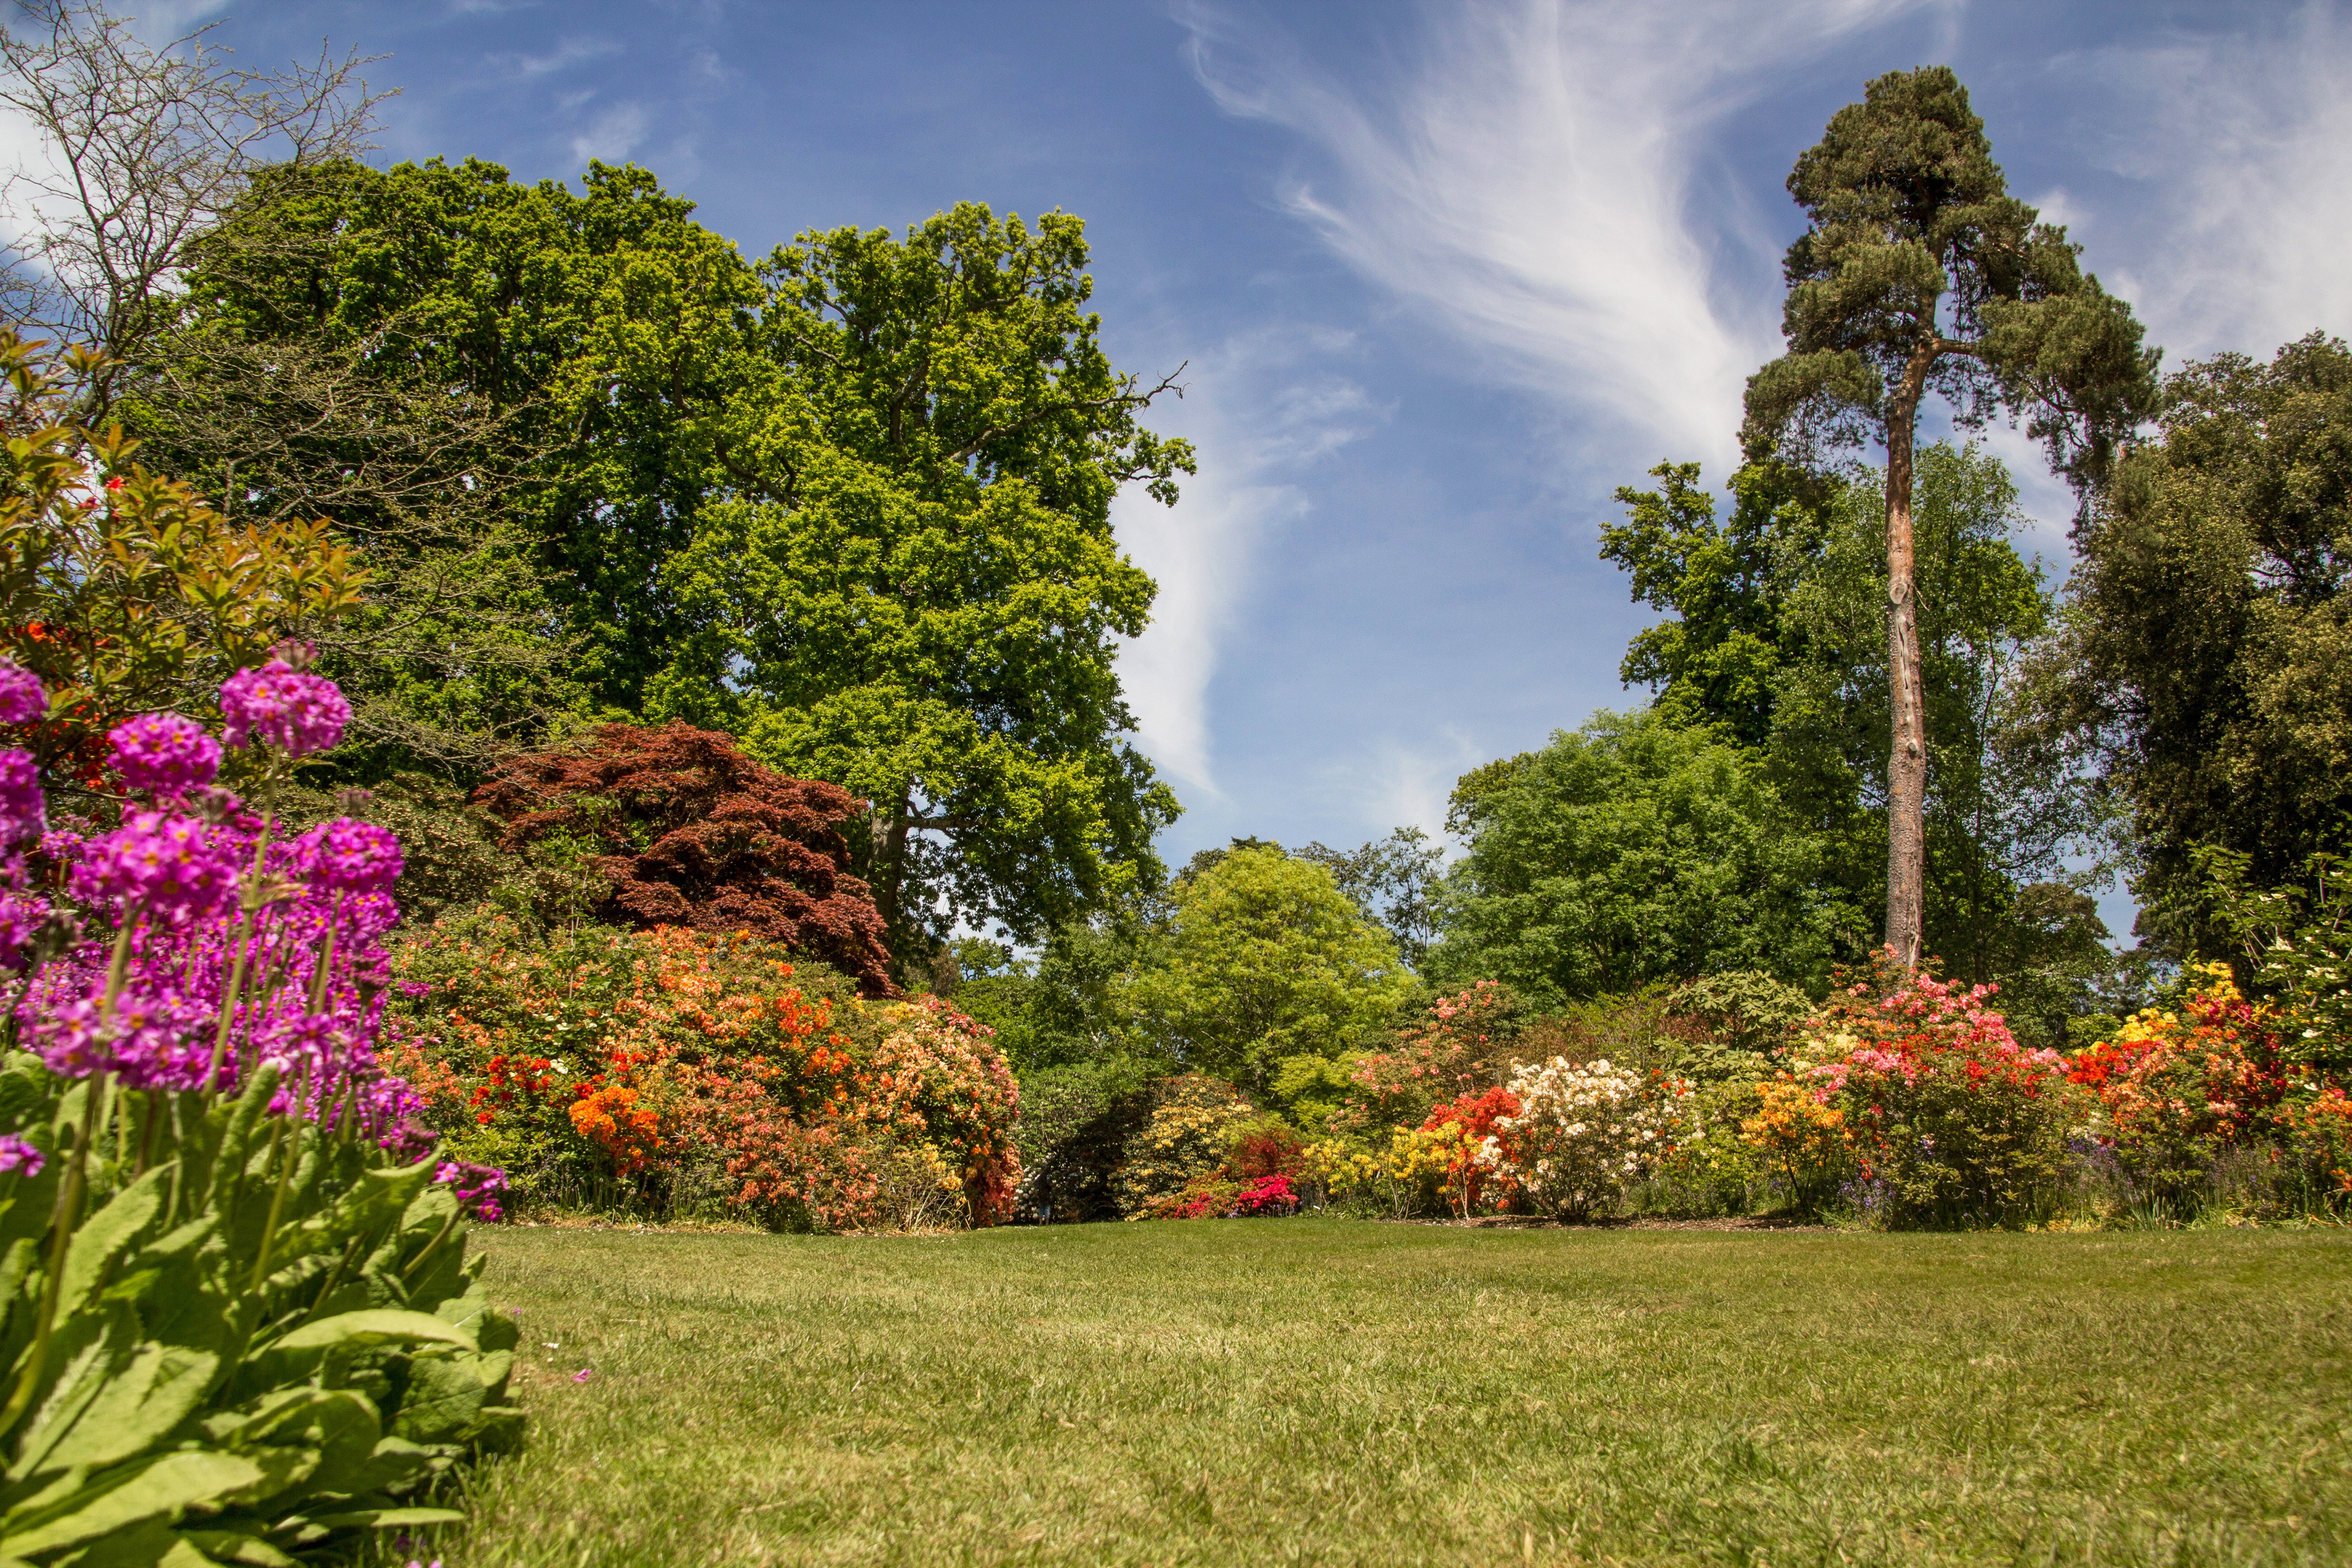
xmin=1742 ymin=66 xmax=2157 ymax=966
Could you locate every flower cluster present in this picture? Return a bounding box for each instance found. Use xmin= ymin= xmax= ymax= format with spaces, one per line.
xmin=218 ymin=652 xmax=352 ymax=756
xmin=106 ymin=710 xmax=223 ymax=798
xmin=0 ymin=660 xmax=45 ymax=726
xmin=1481 ymin=1057 xmax=1693 ymax=1220
xmin=2 ymin=661 xmax=457 ymax=1194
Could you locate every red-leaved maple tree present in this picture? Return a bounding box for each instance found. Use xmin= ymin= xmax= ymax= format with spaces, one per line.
xmin=473 ymin=721 xmax=896 ymax=995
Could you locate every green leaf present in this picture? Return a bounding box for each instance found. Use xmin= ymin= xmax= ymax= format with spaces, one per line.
xmin=25 ymin=1342 xmax=215 ymax=1478
xmin=388 ymin=1355 xmax=486 ymax=1446
xmin=174 ymin=1531 xmax=298 ymax=1567
xmin=58 ymin=1166 xmax=166 ymax=1321
xmin=1 ymin=1450 xmax=262 ymax=1557
xmin=236 ymin=1309 xmax=468 ymax=1397
xmin=299 ymin=1505 xmax=463 ymax=1529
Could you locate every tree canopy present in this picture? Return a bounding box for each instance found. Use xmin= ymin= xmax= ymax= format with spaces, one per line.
xmin=2061 ymin=334 xmax=2352 ymax=954
xmin=1113 ymin=846 xmax=1418 ymax=1105
xmin=646 ymin=204 xmax=1190 ymax=955
xmin=1429 ymin=710 xmax=1848 ymax=1007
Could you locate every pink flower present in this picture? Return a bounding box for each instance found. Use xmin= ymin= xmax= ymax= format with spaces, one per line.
xmin=0 ymin=1134 xmax=40 ymax=1176
xmin=107 ymin=712 xmax=222 ymax=797
xmin=296 ymin=817 xmax=403 ymax=894
xmin=72 ymin=809 xmax=237 ymax=915
xmin=0 ymin=663 xmax=43 ymax=726
xmin=572 ymin=1368 xmax=593 ymax=1383
xmin=218 ymin=660 xmax=350 ymax=757
xmin=0 ymin=750 xmax=43 ymax=847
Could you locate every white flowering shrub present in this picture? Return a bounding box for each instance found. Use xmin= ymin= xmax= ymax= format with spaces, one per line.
xmin=1480 ymin=1057 xmax=1695 ymax=1220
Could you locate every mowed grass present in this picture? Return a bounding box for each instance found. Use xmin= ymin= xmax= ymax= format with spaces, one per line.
xmin=445 ymin=1221 xmax=2352 ymax=1567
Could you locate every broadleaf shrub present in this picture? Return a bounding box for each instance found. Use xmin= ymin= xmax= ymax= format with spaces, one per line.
xmin=473 ymin=721 xmax=896 ymax=994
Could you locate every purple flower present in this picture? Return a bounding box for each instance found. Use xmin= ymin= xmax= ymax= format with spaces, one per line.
xmin=72 ymin=809 xmax=237 ymax=915
xmin=0 ymin=663 xmax=44 ymax=726
xmin=218 ymin=662 xmax=350 ymax=757
xmin=107 ymin=712 xmax=221 ymax=797
xmin=108 ymin=988 xmax=211 ymax=1089
xmin=28 ymin=993 xmax=106 ymax=1076
xmin=0 ymin=1135 xmax=43 ymax=1177
xmin=0 ymin=890 xmax=51 ymax=972
xmin=297 ymin=818 xmax=403 ymax=895
xmin=0 ymin=750 xmax=43 ymax=848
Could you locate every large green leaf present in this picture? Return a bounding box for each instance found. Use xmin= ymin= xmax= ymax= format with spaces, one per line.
xmin=387 ymin=1355 xmax=486 ymax=1446
xmin=0 ymin=1450 xmax=262 ymax=1557
xmin=25 ymin=1342 xmax=215 ymax=1478
xmin=232 ymin=1310 xmax=467 ymax=1401
xmin=300 ymin=1505 xmax=463 ymax=1530
xmin=219 ymin=1389 xmax=378 ymax=1506
xmin=174 ymin=1529 xmax=297 ymax=1567
xmin=57 ymin=1168 xmax=166 ymax=1324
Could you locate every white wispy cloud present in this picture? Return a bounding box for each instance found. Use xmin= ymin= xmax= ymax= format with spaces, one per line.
xmin=1175 ymin=0 xmax=1944 ymax=469
xmin=568 ymin=100 xmax=648 ymax=164
xmin=1114 ymin=327 xmax=1383 ymax=797
xmin=2058 ymin=5 xmax=2352 ymax=362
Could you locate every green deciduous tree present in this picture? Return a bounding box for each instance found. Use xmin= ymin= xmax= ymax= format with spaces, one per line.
xmin=1296 ymin=827 xmax=1445 ymax=969
xmin=1742 ymin=65 xmax=2158 ymax=966
xmin=647 ymin=204 xmax=1191 ymax=956
xmin=1428 ymin=710 xmax=1850 ymax=1007
xmin=1113 ymin=846 xmax=1418 ymax=1106
xmin=2060 ymin=335 xmax=2352 ymax=955
xmin=1599 ymin=458 xmax=1832 ymax=748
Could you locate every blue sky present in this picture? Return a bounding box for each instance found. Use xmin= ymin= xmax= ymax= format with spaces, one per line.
xmin=143 ymin=1 xmax=2352 ymax=912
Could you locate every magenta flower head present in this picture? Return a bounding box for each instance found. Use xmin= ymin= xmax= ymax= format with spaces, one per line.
xmin=297 ymin=817 xmax=403 ymax=895
xmin=0 ymin=1134 xmax=42 ymax=1178
xmin=219 ymin=660 xmax=350 ymax=757
xmin=0 ymin=750 xmax=42 ymax=848
xmin=107 ymin=712 xmax=222 ymax=798
xmin=72 ymin=809 xmax=237 ymax=915
xmin=0 ymin=663 xmax=43 ymax=726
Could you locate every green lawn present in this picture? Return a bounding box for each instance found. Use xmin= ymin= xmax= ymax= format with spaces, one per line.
xmin=439 ymin=1220 xmax=2352 ymax=1566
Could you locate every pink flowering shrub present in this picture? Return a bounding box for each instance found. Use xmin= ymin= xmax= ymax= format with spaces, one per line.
xmin=1797 ymin=950 xmax=2080 ymax=1227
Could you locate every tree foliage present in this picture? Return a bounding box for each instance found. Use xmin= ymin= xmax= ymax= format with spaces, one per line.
xmin=1113 ymin=846 xmax=1417 ymax=1105
xmin=2061 ymin=334 xmax=2352 ymax=953
xmin=1429 ymin=710 xmax=1849 ymax=1008
xmin=473 ymin=722 xmax=896 ymax=995
xmin=648 ymin=204 xmax=1190 ymax=953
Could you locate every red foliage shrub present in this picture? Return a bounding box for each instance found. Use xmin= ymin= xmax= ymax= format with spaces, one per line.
xmin=475 ymin=721 xmax=896 ymax=995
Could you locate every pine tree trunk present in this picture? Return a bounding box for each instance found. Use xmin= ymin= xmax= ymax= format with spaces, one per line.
xmin=1883 ymin=350 xmax=1933 ymax=969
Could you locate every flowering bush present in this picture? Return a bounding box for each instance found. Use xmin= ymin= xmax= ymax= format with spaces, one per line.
xmin=1111 ymin=1076 xmax=1259 ymax=1219
xmin=1328 ymin=981 xmax=1516 ymax=1138
xmin=1801 ymin=952 xmax=2076 ymax=1228
xmin=1481 ymin=1057 xmax=1694 ymax=1220
xmin=1739 ymin=1076 xmax=1857 ymax=1215
xmin=389 ymin=924 xmax=1020 ymax=1230
xmin=2276 ymin=1089 xmax=2352 ymax=1213
xmin=2065 ymin=964 xmax=2288 ymax=1211
xmin=1421 ymin=1086 xmax=1522 ymax=1218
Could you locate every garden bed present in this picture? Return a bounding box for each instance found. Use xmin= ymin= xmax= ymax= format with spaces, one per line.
xmin=441 ymin=1221 xmax=2352 ymax=1566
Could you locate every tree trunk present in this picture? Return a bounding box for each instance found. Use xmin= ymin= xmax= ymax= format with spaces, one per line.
xmin=1883 ymin=347 xmax=1936 ymax=968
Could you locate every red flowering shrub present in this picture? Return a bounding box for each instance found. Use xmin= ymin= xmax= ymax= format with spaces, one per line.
xmin=1421 ymin=1086 xmax=1522 ymax=1218
xmin=1231 ymin=1174 xmax=1300 ymax=1216
xmin=474 ymin=721 xmax=896 ymax=995
xmin=1798 ymin=950 xmax=2078 ymax=1228
xmin=1330 ymin=980 xmax=1516 ymax=1137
